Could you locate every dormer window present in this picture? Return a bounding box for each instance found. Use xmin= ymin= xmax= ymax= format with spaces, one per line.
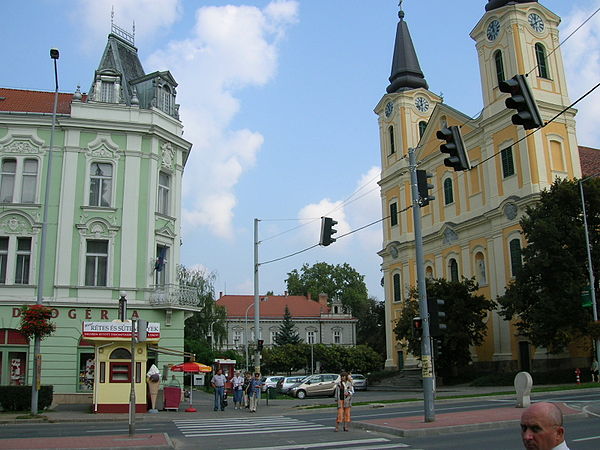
xmin=161 ymin=85 xmax=172 ymax=115
xmin=101 ymin=81 xmax=115 ymax=103
xmin=93 ymin=71 xmax=121 ymax=104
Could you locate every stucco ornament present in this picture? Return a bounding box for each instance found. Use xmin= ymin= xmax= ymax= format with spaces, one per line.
xmin=161 ymin=142 xmax=174 ymax=169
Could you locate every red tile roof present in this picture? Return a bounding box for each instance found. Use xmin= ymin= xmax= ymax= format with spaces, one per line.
xmin=0 ymin=88 xmax=82 ymax=115
xmin=579 ymin=146 xmax=600 ymax=178
xmin=217 ymin=295 xmax=330 ymax=319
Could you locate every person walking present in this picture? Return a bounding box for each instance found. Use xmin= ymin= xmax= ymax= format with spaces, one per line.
xmin=232 ymin=370 xmax=244 ymax=409
xmin=211 ymin=368 xmax=227 ymax=411
xmin=334 ymin=372 xmax=354 ymax=432
xmin=243 ymin=372 xmax=251 ymax=409
xmin=591 ymin=358 xmax=599 ymax=383
xmin=248 ymin=372 xmax=263 ymax=413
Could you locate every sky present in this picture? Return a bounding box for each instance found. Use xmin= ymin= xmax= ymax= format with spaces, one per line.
xmin=2 ymin=0 xmax=600 ymax=302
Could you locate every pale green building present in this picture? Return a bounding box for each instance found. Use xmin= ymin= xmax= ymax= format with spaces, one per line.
xmin=0 ymin=26 xmax=198 ymax=404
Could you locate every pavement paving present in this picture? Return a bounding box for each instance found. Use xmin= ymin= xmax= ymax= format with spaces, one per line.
xmin=0 ymin=384 xmax=597 ymax=449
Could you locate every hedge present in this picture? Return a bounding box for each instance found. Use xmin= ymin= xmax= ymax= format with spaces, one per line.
xmin=0 ymin=385 xmax=53 ymax=412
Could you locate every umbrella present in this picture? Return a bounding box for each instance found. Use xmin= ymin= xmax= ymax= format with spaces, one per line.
xmin=170 ymin=362 xmax=212 ymax=412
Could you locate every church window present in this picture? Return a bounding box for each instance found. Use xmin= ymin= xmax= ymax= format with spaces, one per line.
xmin=449 ymin=258 xmax=459 ymax=282
xmin=418 ymin=121 xmax=428 ymax=139
xmin=393 ymin=273 xmax=401 ymax=302
xmin=390 ymin=202 xmax=398 ymax=227
xmin=535 ymin=43 xmax=550 ymax=79
xmin=501 ymin=147 xmax=515 ymax=178
xmin=494 ymin=50 xmax=505 ymax=84
xmin=388 ymin=126 xmax=395 ymax=155
xmin=549 ymin=140 xmax=565 ymax=172
xmin=475 ymin=252 xmax=487 ymax=286
xmin=509 ymin=238 xmax=522 ymax=276
xmin=444 ymin=178 xmax=454 ymax=205
xmin=89 ymin=162 xmax=113 ymax=207
xmin=425 ymin=266 xmax=434 ymax=279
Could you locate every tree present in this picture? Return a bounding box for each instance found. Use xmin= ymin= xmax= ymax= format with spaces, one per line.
xmin=498 ymin=178 xmax=600 ymax=352
xmin=394 ymin=278 xmax=495 ymax=376
xmin=357 ymin=297 xmax=386 ymax=358
xmin=179 ymin=265 xmax=228 ymax=360
xmin=274 ymin=306 xmax=302 ymax=345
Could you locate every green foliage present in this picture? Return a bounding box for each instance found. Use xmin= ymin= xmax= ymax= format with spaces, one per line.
xmin=179 ymin=265 xmax=227 ymax=356
xmin=394 ymin=278 xmax=495 ymax=376
xmin=498 ymin=178 xmax=600 ymax=353
xmin=357 ymin=298 xmax=386 ymax=358
xmin=0 ymin=385 xmax=53 ymax=412
xmin=261 ymin=344 xmax=309 ymax=374
xmin=274 ymin=306 xmax=302 ymax=346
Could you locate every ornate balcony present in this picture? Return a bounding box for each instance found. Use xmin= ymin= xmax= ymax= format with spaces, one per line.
xmin=149 ymin=284 xmax=201 ymax=309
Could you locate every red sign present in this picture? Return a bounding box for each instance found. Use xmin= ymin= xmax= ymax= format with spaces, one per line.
xmin=82 ymin=322 xmax=160 ymax=339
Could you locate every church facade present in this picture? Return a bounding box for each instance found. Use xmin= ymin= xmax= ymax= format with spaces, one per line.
xmin=377 ymin=0 xmax=589 ymax=371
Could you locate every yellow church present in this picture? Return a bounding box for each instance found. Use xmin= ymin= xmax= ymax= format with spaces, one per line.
xmin=377 ymin=0 xmax=593 ymax=372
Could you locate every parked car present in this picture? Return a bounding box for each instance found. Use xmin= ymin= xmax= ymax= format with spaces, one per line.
xmin=351 ymin=373 xmax=367 ymax=390
xmin=277 ymin=376 xmax=307 ymax=394
xmin=261 ymin=376 xmax=284 ymax=392
xmin=289 ymin=374 xmax=340 ymax=399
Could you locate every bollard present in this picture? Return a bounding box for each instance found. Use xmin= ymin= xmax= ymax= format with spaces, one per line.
xmin=575 ymin=368 xmax=581 ymax=385
xmin=514 ymin=371 xmax=533 ymax=408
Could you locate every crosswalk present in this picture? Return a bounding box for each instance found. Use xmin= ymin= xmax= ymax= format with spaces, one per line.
xmin=173 ymin=415 xmax=330 ymax=437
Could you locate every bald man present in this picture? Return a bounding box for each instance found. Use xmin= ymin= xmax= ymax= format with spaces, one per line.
xmin=520 ymin=402 xmax=570 ymax=450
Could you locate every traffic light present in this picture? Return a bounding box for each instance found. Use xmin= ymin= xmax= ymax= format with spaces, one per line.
xmin=436 ymin=126 xmax=470 ymax=172
xmin=412 ymin=317 xmax=423 ymax=339
xmin=257 ymin=339 xmax=264 ymax=352
xmin=433 ymin=338 xmax=443 ymax=359
xmin=416 ymin=170 xmax=435 ymax=207
xmin=319 ymin=217 xmax=338 ymax=246
xmin=499 ymin=74 xmax=543 ymax=130
xmin=427 ymin=298 xmax=447 ymax=337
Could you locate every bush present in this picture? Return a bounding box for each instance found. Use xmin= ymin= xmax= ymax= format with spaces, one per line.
xmin=0 ymin=385 xmax=53 ymax=412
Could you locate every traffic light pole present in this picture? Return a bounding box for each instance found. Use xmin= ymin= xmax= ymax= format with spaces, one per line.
xmin=408 ymin=147 xmax=435 ymax=422
xmin=253 ymin=218 xmax=261 ymax=374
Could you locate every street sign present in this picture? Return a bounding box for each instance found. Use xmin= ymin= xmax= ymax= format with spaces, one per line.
xmin=581 ymin=286 xmax=593 ymax=307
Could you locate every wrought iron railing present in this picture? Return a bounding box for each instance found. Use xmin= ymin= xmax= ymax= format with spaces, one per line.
xmin=149 ymin=284 xmax=200 ymax=308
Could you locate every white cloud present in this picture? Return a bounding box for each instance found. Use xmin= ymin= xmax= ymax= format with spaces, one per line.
xmin=562 ymin=2 xmax=600 ymax=146
xmin=144 ymin=1 xmax=298 ymax=240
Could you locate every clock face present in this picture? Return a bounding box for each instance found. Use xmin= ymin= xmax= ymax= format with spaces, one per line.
xmin=528 ymin=13 xmax=544 ymax=33
xmin=487 ymin=19 xmax=500 ymax=41
xmin=415 ymin=97 xmax=429 ymax=113
xmin=384 ymin=101 xmax=394 ymax=118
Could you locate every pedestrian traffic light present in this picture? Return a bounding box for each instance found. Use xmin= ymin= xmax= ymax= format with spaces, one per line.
xmin=257 ymin=339 xmax=264 ymax=352
xmin=319 ymin=217 xmax=338 ymax=246
xmin=412 ymin=317 xmax=423 ymax=339
xmin=436 ymin=126 xmax=470 ymax=172
xmin=416 ymin=170 xmax=435 ymax=207
xmin=427 ymin=298 xmax=447 ymax=337
xmin=499 ymin=74 xmax=543 ymax=130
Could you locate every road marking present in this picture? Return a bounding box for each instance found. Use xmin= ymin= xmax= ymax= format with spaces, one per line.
xmin=244 ymin=438 xmax=392 ymax=449
xmin=572 ymin=435 xmax=600 ymax=442
xmin=85 ymin=428 xmax=152 ymax=433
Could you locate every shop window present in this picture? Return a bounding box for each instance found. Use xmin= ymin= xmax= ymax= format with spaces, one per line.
xmin=99 ymin=362 xmax=106 ymax=383
xmin=0 ymin=329 xmax=29 ymax=386
xmin=78 ymin=352 xmax=95 ymax=391
xmin=109 ymin=362 xmax=131 ymax=383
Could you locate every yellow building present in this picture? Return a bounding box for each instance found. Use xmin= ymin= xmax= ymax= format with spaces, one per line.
xmin=377 ymin=0 xmax=587 ymax=372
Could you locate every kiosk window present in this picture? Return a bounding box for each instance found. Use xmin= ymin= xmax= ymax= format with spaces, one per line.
xmin=110 ymin=362 xmax=131 ymax=383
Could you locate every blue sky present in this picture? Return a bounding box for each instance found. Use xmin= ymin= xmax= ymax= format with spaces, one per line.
xmin=2 ymin=0 xmax=600 ymax=302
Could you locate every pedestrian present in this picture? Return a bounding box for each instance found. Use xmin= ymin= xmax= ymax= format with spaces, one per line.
xmin=211 ymin=368 xmax=227 ymax=411
xmin=591 ymin=358 xmax=599 ymax=383
xmin=232 ymin=370 xmax=244 ymax=409
xmin=334 ymin=371 xmax=354 ymax=432
xmin=248 ymin=372 xmax=263 ymax=412
xmin=243 ymin=372 xmax=252 ymax=409
xmin=520 ymin=402 xmax=570 ymax=450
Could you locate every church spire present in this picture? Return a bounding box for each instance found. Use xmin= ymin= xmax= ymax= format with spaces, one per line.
xmin=386 ymin=1 xmax=428 ymax=94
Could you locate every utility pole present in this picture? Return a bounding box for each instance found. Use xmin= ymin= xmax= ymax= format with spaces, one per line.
xmin=408 ymin=147 xmax=436 ymax=422
xmin=253 ymin=218 xmax=261 ymax=374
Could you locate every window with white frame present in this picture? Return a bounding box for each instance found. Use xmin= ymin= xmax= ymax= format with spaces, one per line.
xmin=100 ymin=81 xmax=115 ymax=103
xmin=157 ymin=172 xmax=171 ymax=215
xmin=306 ymin=330 xmax=316 ymax=344
xmin=89 ymin=162 xmax=113 ymax=207
xmin=155 ymin=245 xmax=169 ymax=286
xmin=233 ymin=330 xmax=243 ymax=347
xmin=14 ymin=237 xmax=31 ymax=285
xmin=85 ymin=239 xmax=108 ymax=286
xmin=0 ymin=237 xmax=8 ymax=284
xmin=333 ymin=330 xmax=341 ymax=344
xmin=0 ymin=158 xmax=39 ymax=204
xmin=270 ymin=330 xmax=277 ymax=345
xmin=161 ymin=85 xmax=172 ymax=114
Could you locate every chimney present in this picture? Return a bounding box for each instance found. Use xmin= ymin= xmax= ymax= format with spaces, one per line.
xmin=219 ymin=291 xmax=223 ymax=299
xmin=318 ymin=293 xmax=328 ymax=308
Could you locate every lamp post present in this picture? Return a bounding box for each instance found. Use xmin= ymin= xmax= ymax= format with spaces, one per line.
xmin=31 ymin=48 xmax=60 ymax=416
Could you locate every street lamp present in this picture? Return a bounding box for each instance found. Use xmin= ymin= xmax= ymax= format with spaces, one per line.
xmin=31 ymin=48 xmax=60 ymax=416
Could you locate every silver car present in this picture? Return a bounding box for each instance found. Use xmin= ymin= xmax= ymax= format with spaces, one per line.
xmin=351 ymin=373 xmax=367 ymax=390
xmin=261 ymin=376 xmax=284 ymax=392
xmin=277 ymin=376 xmax=307 ymax=394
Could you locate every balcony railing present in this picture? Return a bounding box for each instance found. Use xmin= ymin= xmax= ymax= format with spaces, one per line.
xmin=149 ymin=284 xmax=200 ymax=308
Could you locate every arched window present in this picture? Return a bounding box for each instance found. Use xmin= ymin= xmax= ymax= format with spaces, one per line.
xmin=109 ymin=348 xmax=131 ymax=359
xmin=418 ymin=121 xmax=428 ymax=139
xmin=393 ymin=273 xmax=401 ymax=302
xmin=444 ymin=178 xmax=454 ymax=205
xmin=425 ymin=266 xmax=434 ymax=279
xmin=449 ymin=258 xmax=459 ymax=282
xmin=509 ymin=238 xmax=523 ymax=276
xmin=494 ymin=50 xmax=505 ymax=84
xmin=475 ymin=252 xmax=487 ymax=285
xmin=535 ymin=43 xmax=549 ymax=79
xmin=388 ymin=126 xmax=395 ymax=155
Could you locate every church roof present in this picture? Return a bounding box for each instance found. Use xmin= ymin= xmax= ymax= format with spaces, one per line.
xmin=386 ymin=8 xmax=428 ymax=94
xmin=485 ymin=0 xmax=538 ymax=12
xmin=0 ymin=88 xmax=84 ymax=114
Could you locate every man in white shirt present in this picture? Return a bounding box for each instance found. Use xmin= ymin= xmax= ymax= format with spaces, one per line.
xmin=521 ymin=402 xmax=570 ymax=450
xmin=211 ymin=369 xmax=227 ymax=411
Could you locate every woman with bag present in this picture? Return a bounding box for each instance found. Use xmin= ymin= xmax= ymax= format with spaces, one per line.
xmin=232 ymin=370 xmax=244 ymax=409
xmin=334 ymin=372 xmax=354 ymax=432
